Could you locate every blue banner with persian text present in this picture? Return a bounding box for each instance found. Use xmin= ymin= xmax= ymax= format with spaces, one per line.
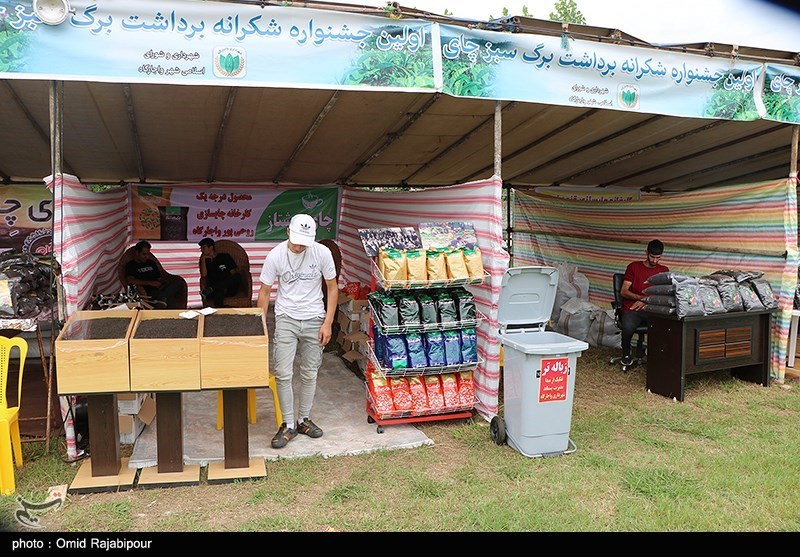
xmin=0 ymin=0 xmax=785 ymax=121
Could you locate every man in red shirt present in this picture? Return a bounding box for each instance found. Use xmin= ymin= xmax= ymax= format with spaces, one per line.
xmin=620 ymin=239 xmax=669 ymax=367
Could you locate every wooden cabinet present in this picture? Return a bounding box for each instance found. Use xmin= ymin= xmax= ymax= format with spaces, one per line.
xmin=645 ymin=309 xmax=775 ymax=401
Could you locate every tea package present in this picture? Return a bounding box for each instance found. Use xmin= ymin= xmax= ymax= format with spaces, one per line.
xmin=369 ymin=291 xmax=400 ymax=328
xmin=443 ymin=329 xmax=462 ymax=365
xmin=423 ymin=331 xmax=446 ymax=367
xmin=451 ymin=287 xmax=476 ymax=321
xmin=698 ymin=284 xmax=726 ymax=315
xmin=389 ymin=377 xmax=412 ymax=411
xmin=405 ymin=249 xmax=428 ymax=282
xmin=424 ymin=375 xmax=445 ymax=411
xmin=367 ymin=371 xmax=394 ymax=414
xmin=460 ymin=328 xmax=478 ymax=363
xmin=739 ymin=282 xmax=765 ymax=311
xmin=751 ymin=278 xmax=778 ymax=309
xmin=405 ymin=333 xmax=428 ymax=368
xmin=380 ymin=248 xmax=407 ymax=282
xmin=383 ymin=334 xmax=408 ymax=371
xmin=643 ymin=284 xmax=675 ymax=296
xmin=425 ymin=250 xmax=447 ymax=283
xmin=407 ymin=376 xmax=429 ymax=413
xmin=441 ymin=373 xmax=459 ymax=408
xmin=716 ymin=281 xmax=744 ymax=312
xmin=417 ymin=293 xmax=438 ymax=325
xmin=433 ymin=289 xmax=458 ymax=324
xmin=462 ymin=247 xmax=485 ymax=279
xmin=445 ymin=249 xmax=469 ymax=280
xmin=674 ymin=282 xmax=704 ymax=319
xmin=396 ymin=292 xmax=421 ymax=326
xmin=457 ymin=371 xmax=475 ymax=407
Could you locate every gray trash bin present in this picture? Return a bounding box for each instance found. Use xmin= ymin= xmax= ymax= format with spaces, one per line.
xmin=491 ymin=266 xmax=589 ymax=458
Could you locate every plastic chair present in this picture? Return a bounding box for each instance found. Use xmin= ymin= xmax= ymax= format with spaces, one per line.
xmin=199 ymin=240 xmax=252 ymax=308
xmin=608 ymin=272 xmax=647 ymax=372
xmin=118 ymin=245 xmax=188 ymax=309
xmin=216 ymin=373 xmax=282 ymax=430
xmin=0 ymin=336 xmax=28 ymax=495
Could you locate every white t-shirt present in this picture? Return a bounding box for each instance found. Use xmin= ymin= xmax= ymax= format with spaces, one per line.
xmin=259 ymin=241 xmax=337 ymax=320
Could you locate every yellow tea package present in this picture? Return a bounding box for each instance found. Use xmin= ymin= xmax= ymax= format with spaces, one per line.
xmin=381 ymin=248 xmax=407 ymax=282
xmin=426 ymin=250 xmax=447 ymax=282
xmin=462 ymin=247 xmax=484 ymax=278
xmin=445 ymin=249 xmax=469 ymax=280
xmin=405 ymin=249 xmax=427 ymax=281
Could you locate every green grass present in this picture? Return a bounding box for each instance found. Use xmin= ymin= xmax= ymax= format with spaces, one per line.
xmin=1 ymin=346 xmax=798 ymax=532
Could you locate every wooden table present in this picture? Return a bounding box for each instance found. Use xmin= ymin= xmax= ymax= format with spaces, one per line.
xmin=645 ymin=309 xmax=775 ymax=401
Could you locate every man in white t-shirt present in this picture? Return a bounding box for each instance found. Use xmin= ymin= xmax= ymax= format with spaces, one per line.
xmin=257 ymin=213 xmax=338 ymax=449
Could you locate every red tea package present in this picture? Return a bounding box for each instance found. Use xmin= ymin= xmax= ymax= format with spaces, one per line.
xmin=407 ymin=376 xmax=428 ymax=414
xmin=441 ymin=373 xmax=459 ymax=408
xmin=343 ymin=281 xmax=361 ymax=298
xmin=367 ymin=371 xmax=394 ymax=415
xmin=424 ymin=375 xmax=444 ymax=411
xmin=358 ymin=285 xmax=371 ymax=300
xmin=457 ymin=370 xmax=475 ymax=407
xmin=389 ymin=377 xmax=413 ymax=411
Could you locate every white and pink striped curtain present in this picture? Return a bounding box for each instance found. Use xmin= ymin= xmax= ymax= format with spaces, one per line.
xmin=49 ymin=174 xmax=129 ymax=316
xmin=338 ymin=179 xmax=510 ymax=421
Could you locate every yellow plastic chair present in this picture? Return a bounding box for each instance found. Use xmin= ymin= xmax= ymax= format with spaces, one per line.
xmin=216 ymin=373 xmax=282 ymax=430
xmin=0 ymin=336 xmax=28 ymax=495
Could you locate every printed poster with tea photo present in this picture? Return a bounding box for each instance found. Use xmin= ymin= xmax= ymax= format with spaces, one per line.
xmin=418 ymin=221 xmax=478 ymax=250
xmin=358 ymin=227 xmax=422 ymax=257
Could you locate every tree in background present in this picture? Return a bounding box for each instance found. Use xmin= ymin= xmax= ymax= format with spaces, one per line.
xmin=548 ymin=0 xmax=586 ymax=24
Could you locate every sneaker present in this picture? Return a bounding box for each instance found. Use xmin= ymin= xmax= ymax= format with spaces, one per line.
xmin=271 ymin=423 xmax=298 ymax=448
xmin=620 ymin=355 xmax=634 ymax=367
xmin=296 ymin=418 xmax=323 ymax=438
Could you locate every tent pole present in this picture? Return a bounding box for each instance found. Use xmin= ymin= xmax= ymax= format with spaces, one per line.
xmin=791 ymin=125 xmax=798 ymax=180
xmin=494 ymin=101 xmax=502 ymax=179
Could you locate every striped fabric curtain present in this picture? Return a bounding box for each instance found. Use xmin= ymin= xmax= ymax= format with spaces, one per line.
xmin=50 ymin=174 xmax=129 ymax=316
xmin=338 ymin=179 xmax=510 ymax=419
xmin=513 ymin=179 xmax=798 ymax=382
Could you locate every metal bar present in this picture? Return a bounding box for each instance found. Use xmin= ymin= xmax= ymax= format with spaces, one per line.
xmin=601 ymin=123 xmax=786 ymax=188
xmin=404 ymin=102 xmax=518 ymax=183
xmin=122 ymin=84 xmax=146 ymax=183
xmin=342 ymin=93 xmax=441 ymax=182
xmin=207 ymin=87 xmax=238 ymax=183
xmin=463 ymin=109 xmax=599 ymax=183
xmin=510 ymin=115 xmax=663 ymax=182
xmin=791 ymin=125 xmax=799 ymax=179
xmin=493 ymin=101 xmax=502 ymax=179
xmin=274 ymin=91 xmax=340 ymax=183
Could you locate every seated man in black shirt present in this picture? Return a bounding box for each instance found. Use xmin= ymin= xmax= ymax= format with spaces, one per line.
xmin=199 ymin=237 xmax=243 ymax=307
xmin=125 ymin=240 xmax=185 ymax=309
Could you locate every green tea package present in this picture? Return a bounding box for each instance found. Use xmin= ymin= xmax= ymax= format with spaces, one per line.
xmin=426 ymin=249 xmax=447 ymax=282
xmin=416 ymin=293 xmax=437 ymax=325
xmin=450 ymin=287 xmax=476 ymax=321
xmin=445 ymin=249 xmax=469 ymax=280
xmin=380 ymin=248 xmax=407 ymax=282
xmin=369 ymin=290 xmax=400 ymax=327
xmin=396 ymin=292 xmax=421 ymax=326
xmin=462 ymin=246 xmax=484 ymax=279
xmin=433 ymin=289 xmax=458 ymax=324
xmin=405 ymin=249 xmax=428 ymax=282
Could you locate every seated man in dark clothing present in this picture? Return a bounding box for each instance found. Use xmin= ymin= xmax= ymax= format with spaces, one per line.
xmin=199 ymin=237 xmax=243 ymax=307
xmin=619 ymin=239 xmax=669 ymax=367
xmin=125 ymin=240 xmax=185 ymax=309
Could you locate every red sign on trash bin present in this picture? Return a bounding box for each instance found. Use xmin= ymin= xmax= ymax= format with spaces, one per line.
xmin=539 ymin=357 xmax=569 ymax=403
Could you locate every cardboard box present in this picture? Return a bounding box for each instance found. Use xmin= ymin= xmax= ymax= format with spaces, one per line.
xmin=338 ymin=295 xmax=369 ymax=318
xmin=118 ymin=414 xmax=146 ymax=445
xmin=117 ymin=392 xmax=148 ymax=415
xmin=342 ymin=331 xmax=368 ymax=354
xmin=138 ymin=394 xmax=156 ymax=425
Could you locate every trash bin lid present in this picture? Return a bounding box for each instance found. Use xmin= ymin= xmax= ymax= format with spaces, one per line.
xmin=498 ymin=266 xmax=558 ymax=328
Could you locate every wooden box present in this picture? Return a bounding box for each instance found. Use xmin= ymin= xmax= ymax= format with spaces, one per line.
xmin=129 ymin=310 xmax=202 ymax=392
xmin=55 ymin=310 xmax=137 ymax=395
xmin=200 ymin=308 xmax=269 ymax=390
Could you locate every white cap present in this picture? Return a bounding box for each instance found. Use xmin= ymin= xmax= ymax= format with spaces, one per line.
xmin=288 ymin=214 xmax=317 ymax=246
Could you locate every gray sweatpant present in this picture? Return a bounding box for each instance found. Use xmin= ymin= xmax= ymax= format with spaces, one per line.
xmin=272 ymin=314 xmax=324 ymax=427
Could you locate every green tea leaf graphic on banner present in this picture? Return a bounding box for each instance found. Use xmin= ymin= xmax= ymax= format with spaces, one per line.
xmin=255 ymin=188 xmax=338 ymax=241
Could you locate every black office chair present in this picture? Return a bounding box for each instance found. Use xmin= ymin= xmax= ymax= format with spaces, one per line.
xmin=608 ymin=272 xmax=647 ymax=372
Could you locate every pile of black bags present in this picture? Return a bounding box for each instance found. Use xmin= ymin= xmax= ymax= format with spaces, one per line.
xmin=0 ymin=250 xmax=56 ymax=319
xmin=644 ymin=269 xmax=778 ymax=319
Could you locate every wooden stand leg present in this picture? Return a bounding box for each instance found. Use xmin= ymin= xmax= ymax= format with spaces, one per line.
xmin=222 ymin=389 xmax=249 ymax=469
xmin=86 ymin=394 xmax=120 ymax=477
xmin=156 ymin=393 xmax=183 ymax=474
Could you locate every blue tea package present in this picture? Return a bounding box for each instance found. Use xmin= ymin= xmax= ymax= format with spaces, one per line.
xmin=423 ymin=331 xmax=446 ymax=367
xmin=405 ymin=333 xmax=428 ymax=368
xmin=372 ymin=325 xmax=385 ymax=362
xmin=384 ymin=334 xmax=408 ymax=371
xmin=442 ymin=329 xmax=461 ymax=365
xmin=460 ymin=328 xmax=477 ymax=363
